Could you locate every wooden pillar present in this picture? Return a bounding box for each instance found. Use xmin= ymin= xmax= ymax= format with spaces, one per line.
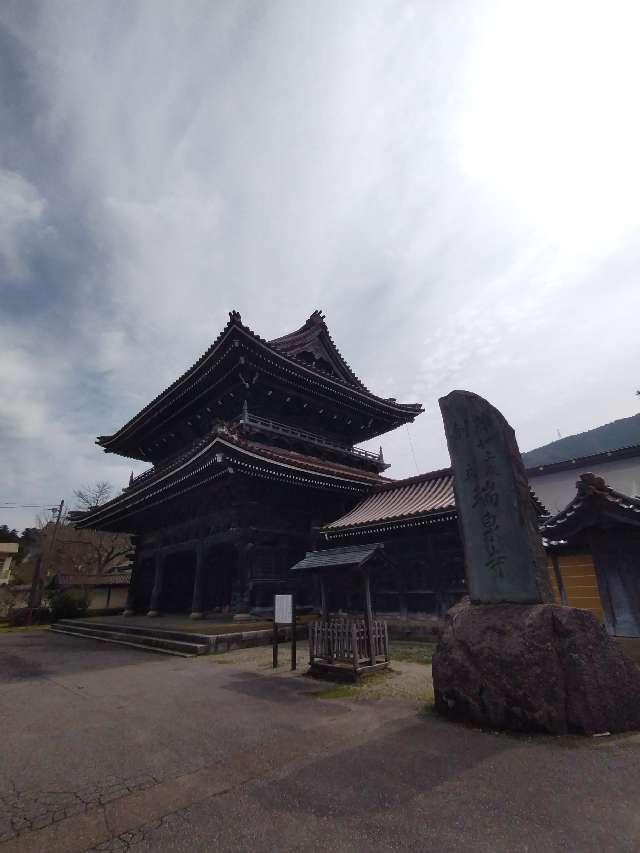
xmin=320 ymin=574 xmax=328 ymax=621
xmin=362 ymin=569 xmax=376 ymax=665
xmin=123 ymin=567 xmax=137 ymax=616
xmin=123 ymin=535 xmax=139 ymax=616
xmin=232 ymin=541 xmax=252 ymax=613
xmin=147 ymin=551 xmax=165 ymax=617
xmin=190 ymin=544 xmax=205 ymax=619
xmin=319 ymin=572 xmax=332 ymax=662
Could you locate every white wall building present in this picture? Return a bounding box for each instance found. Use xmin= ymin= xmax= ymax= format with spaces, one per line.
xmin=527 ymin=445 xmax=640 ymax=516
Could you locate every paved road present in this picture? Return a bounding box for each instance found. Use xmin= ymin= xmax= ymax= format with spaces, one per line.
xmin=1 ymin=630 xmax=640 ymax=852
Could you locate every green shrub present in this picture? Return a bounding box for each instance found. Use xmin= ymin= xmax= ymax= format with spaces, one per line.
xmin=49 ymin=589 xmax=90 ymax=622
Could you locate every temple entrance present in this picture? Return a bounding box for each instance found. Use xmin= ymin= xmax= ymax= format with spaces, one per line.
xmin=203 ymin=545 xmax=237 ymax=612
xmin=162 ymin=551 xmax=197 ymax=613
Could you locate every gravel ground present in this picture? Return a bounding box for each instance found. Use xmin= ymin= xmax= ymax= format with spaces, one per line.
xmin=202 ymin=639 xmax=434 ymax=703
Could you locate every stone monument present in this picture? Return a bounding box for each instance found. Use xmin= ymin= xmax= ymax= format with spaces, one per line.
xmin=433 ymin=390 xmax=640 ymax=735
xmin=440 ymin=390 xmax=552 ymax=605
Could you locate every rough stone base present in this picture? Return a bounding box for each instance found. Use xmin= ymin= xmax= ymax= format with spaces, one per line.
xmin=433 ymin=598 xmax=640 ymax=734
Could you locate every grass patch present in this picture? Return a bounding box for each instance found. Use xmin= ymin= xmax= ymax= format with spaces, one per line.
xmin=316 ymin=683 xmax=360 ymax=700
xmin=390 ymin=641 xmax=436 ymax=665
xmin=316 ymin=671 xmax=393 ymax=700
xmin=0 ymin=623 xmax=49 ymax=634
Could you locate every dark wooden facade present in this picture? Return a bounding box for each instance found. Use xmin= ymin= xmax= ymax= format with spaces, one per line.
xmin=77 ymin=310 xmax=423 ymax=617
xmin=321 ymin=471 xmax=467 ymax=619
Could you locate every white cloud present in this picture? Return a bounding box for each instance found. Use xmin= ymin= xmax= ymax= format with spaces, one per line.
xmin=0 ymin=170 xmax=45 ymax=279
xmin=1 ymin=1 xmax=639 ymax=529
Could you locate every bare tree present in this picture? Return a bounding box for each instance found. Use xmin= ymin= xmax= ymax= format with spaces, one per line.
xmin=31 ymin=482 xmax=134 ymax=577
xmin=53 ymin=525 xmax=133 ymax=575
xmin=74 ymin=481 xmax=113 ymax=510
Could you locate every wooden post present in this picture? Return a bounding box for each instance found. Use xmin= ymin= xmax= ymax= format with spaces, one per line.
xmin=272 ymin=619 xmax=279 ymax=668
xmin=320 ymin=574 xmax=328 ymax=621
xmin=362 ymin=569 xmax=376 ymax=665
xmin=28 ymin=499 xmax=64 ymax=621
xmin=123 ymin=564 xmax=137 ymax=616
xmin=351 ymin=621 xmax=359 ymax=671
xmin=190 ymin=544 xmax=205 ymax=619
xmin=551 ymin=553 xmax=567 ymax=606
xmin=291 ymin=593 xmax=297 ymax=671
xmin=148 ymin=552 xmax=165 ymax=616
xmin=320 ymin=573 xmax=333 ymax=660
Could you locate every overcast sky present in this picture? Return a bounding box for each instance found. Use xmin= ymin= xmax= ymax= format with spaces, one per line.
xmin=2 ymin=0 xmax=639 ymax=531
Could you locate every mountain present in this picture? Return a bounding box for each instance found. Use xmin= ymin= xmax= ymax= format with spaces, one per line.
xmin=522 ymin=412 xmax=640 ymax=467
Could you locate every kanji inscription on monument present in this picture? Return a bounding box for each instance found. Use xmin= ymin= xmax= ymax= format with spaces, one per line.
xmin=439 ymin=390 xmax=552 ymax=604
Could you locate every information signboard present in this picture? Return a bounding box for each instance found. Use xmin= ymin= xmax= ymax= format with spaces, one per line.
xmin=274 ymin=594 xmax=293 ymax=625
xmin=272 ymin=593 xmax=297 ymax=671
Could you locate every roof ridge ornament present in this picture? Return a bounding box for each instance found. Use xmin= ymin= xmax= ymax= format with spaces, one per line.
xmin=577 ymin=472 xmax=608 ymax=496
xmin=229 ymin=310 xmax=242 ymax=323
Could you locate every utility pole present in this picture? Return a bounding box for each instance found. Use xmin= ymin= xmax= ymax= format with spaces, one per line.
xmin=28 ymin=499 xmax=64 ymax=620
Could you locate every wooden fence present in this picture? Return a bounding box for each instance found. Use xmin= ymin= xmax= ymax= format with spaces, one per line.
xmin=308 ymin=618 xmax=389 ymax=669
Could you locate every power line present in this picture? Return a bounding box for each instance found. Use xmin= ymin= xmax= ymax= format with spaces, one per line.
xmin=0 ymin=505 xmax=60 ymax=510
xmin=405 ymin=424 xmax=420 ymax=475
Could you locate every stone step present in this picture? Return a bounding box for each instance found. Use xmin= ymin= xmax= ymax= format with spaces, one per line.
xmin=55 ymin=619 xmax=212 ymax=645
xmin=50 ymin=624 xmax=209 ymax=656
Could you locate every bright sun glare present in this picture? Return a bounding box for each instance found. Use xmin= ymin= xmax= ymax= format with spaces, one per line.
xmin=461 ymin=0 xmax=640 ymax=249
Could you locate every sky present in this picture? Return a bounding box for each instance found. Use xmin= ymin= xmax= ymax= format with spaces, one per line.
xmin=1 ymin=0 xmax=640 ymax=532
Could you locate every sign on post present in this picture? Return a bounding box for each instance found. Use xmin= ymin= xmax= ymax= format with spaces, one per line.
xmin=273 ymin=593 xmax=296 ymax=670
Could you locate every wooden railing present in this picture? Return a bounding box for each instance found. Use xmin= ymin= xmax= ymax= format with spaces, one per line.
xmin=309 ymin=618 xmax=389 ymax=668
xmin=234 ymin=412 xmax=386 ymax=467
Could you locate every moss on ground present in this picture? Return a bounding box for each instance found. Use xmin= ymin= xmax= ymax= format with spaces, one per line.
xmin=316 ymin=663 xmax=434 ymax=703
xmin=0 ymin=623 xmax=48 ymax=634
xmin=389 ymin=641 xmax=436 ymax=665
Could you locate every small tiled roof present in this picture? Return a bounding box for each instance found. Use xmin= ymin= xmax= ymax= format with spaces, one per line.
xmin=290 ymin=543 xmax=386 ymax=572
xmin=540 ymin=473 xmax=640 ymax=542
xmin=324 ymin=469 xmax=456 ymax=534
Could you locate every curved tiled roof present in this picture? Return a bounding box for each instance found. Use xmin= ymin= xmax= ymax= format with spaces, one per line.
xmin=290 ymin=542 xmax=387 ymax=572
xmin=324 ymin=469 xmax=456 ymax=533
xmin=269 ymin=309 xmax=369 ymax=391
xmin=98 ymin=310 xmax=423 ymax=456
xmin=540 ymin=473 xmax=640 ymax=542
xmin=79 ymin=426 xmax=381 ymax=531
xmin=323 ymin=467 xmax=548 ymax=536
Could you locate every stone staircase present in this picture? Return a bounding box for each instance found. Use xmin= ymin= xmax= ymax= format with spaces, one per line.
xmin=50 ymin=619 xmax=211 ymax=657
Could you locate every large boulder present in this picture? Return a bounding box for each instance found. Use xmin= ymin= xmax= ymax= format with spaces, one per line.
xmin=433 ymin=598 xmax=640 ymax=734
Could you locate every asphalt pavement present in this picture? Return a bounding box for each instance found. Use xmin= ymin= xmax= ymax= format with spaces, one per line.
xmin=1 ymin=629 xmax=640 ymax=852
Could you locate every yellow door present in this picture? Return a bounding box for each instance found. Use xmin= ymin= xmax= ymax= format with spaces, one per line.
xmin=555 ymin=552 xmax=604 ymax=622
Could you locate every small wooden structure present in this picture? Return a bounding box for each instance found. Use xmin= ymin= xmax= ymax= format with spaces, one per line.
xmin=541 ymin=474 xmax=640 ymax=637
xmin=308 ymin=618 xmax=389 ymax=679
xmin=290 ymin=542 xmax=391 ymax=680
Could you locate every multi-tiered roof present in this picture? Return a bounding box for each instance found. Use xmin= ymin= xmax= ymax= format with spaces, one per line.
xmin=78 ymin=311 xmax=423 ymax=532
xmin=98 ymin=310 xmax=422 ymax=463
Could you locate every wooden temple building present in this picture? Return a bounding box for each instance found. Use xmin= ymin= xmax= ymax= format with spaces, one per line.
xmin=77 ymin=310 xmax=426 ymax=618
xmin=77 ymin=309 xmax=640 ymax=634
